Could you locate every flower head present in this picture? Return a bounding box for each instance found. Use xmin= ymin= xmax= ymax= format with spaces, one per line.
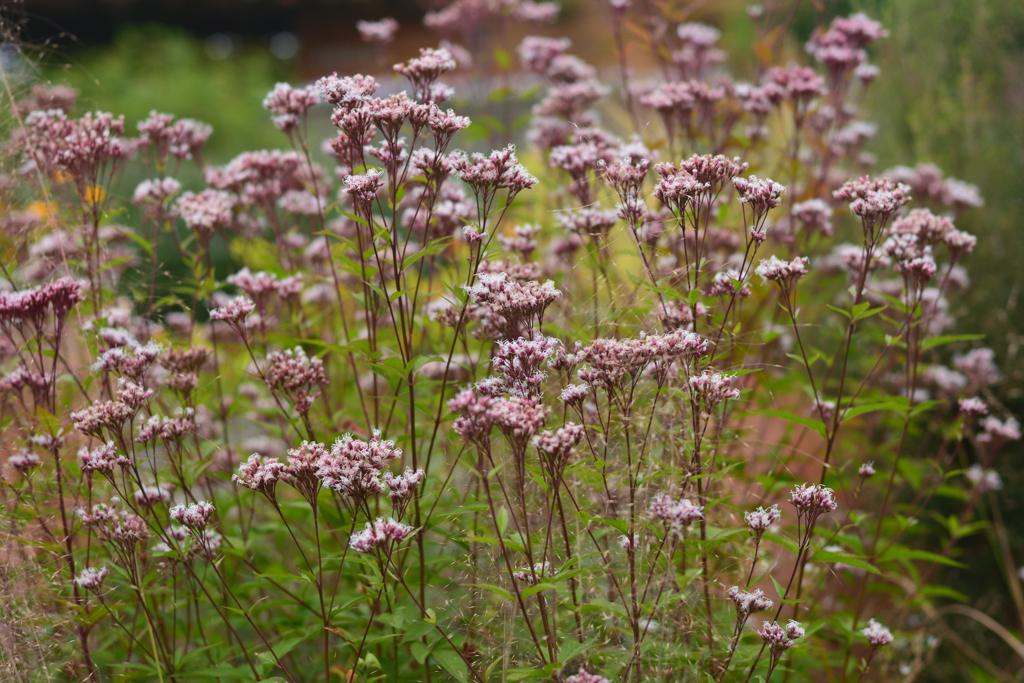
xmin=349 ymin=517 xmax=415 ymax=553
xmin=755 ymin=255 xmax=809 ymax=287
xmin=177 ymin=189 xmax=234 ymax=240
xmin=759 ymin=620 xmax=804 ymax=668
xmin=512 ymin=562 xmax=552 ymax=587
xmin=728 ymin=586 xmax=773 ymax=615
xmin=958 ymin=397 xmax=988 ymax=417
xmin=317 ymin=430 xmax=401 ymax=501
xmin=394 ymin=47 xmax=456 ymax=100
xmin=75 ymin=566 xmax=109 ymax=592
xmin=169 ymin=501 xmax=215 ymax=531
xmin=649 ymin=493 xmax=704 ymax=534
xmin=789 ymin=483 xmax=838 ymax=528
xmin=316 ymin=73 xmax=380 ymax=109
xmin=357 ymin=17 xmax=399 ymax=44
xmin=263 ymin=83 xmax=320 ymax=132
xmin=862 ymin=618 xmax=894 ymax=647
xmin=233 ymin=454 xmax=289 ymax=497
xmin=564 ymin=669 xmax=611 ymax=683
xmin=744 ymin=504 xmax=781 ymax=539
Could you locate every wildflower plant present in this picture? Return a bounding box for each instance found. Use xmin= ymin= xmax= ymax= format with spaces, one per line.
xmin=0 ymin=3 xmax=1018 ymax=683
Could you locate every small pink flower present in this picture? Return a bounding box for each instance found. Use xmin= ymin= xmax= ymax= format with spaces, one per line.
xmin=649 ymin=493 xmax=704 ymax=534
xmin=564 ymin=668 xmax=610 ymax=683
xmin=744 ymin=504 xmax=781 ymax=538
xmin=862 ymin=618 xmax=894 ymax=647
xmin=728 ymin=586 xmax=773 ymax=615
xmin=349 ymin=517 xmax=415 ymax=553
xmin=74 ymin=566 xmax=108 ymax=592
xmin=356 ymin=18 xmax=399 ymax=44
xmin=169 ymin=501 xmax=215 ymax=531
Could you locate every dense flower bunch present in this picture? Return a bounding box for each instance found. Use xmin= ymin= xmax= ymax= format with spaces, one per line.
xmin=1 ymin=5 xmax=1015 ymax=683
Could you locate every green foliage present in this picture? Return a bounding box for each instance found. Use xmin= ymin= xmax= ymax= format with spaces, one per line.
xmin=51 ymin=24 xmax=288 ymax=161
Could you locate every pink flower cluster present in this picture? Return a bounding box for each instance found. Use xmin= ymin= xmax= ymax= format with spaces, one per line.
xmin=394 ymin=47 xmax=457 ymax=102
xmin=71 ymin=379 xmax=153 ymax=438
xmin=264 ymin=347 xmax=327 ymax=415
xmin=79 ymin=442 xmax=128 ymax=476
xmin=512 ymin=561 xmax=551 ymax=586
xmin=465 ymin=273 xmax=560 ymax=338
xmin=176 ymin=189 xmax=234 ymax=240
xmin=728 ymin=586 xmax=773 ymax=615
xmin=136 ymin=110 xmax=212 ymax=164
xmin=23 ymin=110 xmax=126 ymax=193
xmin=577 ymin=330 xmax=709 ymax=391
xmin=564 ymin=669 xmax=610 ymax=683
xmin=209 ymin=296 xmax=255 ymax=332
xmin=861 ymin=618 xmax=894 ymax=647
xmin=74 ymin=566 xmax=108 ymax=592
xmin=755 ymin=255 xmax=809 ymax=289
xmin=807 ymin=13 xmax=888 ymax=78
xmin=649 ymin=493 xmax=704 ymax=534
xmin=689 ymin=371 xmax=741 ymax=413
xmin=760 ymin=620 xmax=805 ymax=663
xmin=233 ymin=453 xmax=289 ymax=497
xmin=349 ymin=517 xmax=415 ymax=553
xmin=834 ymin=176 xmax=911 ymax=227
xmin=0 ymin=277 xmax=85 ymax=331
xmin=744 ymin=504 xmax=781 ymax=540
xmin=169 ymin=501 xmax=215 ymax=531
xmin=316 ymin=430 xmax=402 ymax=500
xmin=357 ymin=18 xmax=399 ymax=44
xmin=789 ymin=483 xmax=838 ymax=528
xmin=491 ymin=335 xmax=560 ymax=397
xmin=263 ymin=83 xmax=320 ymax=133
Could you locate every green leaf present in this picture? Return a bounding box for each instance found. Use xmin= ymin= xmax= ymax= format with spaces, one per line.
xmin=920 ymin=584 xmax=970 ymax=602
xmin=470 ymin=583 xmax=513 ymax=601
xmin=841 ymin=401 xmax=907 ymax=422
xmin=119 ymin=225 xmax=155 ymax=257
xmin=582 ymin=598 xmax=628 ymax=620
xmin=494 ymin=48 xmax=511 ymax=70
xmin=786 ymin=352 xmax=820 ymax=367
xmin=558 ymin=638 xmax=596 ymax=667
xmin=35 ymin=407 xmax=60 ymax=435
xmin=184 ymin=667 xmax=256 ymax=679
xmin=464 ymin=535 xmax=499 ymax=545
xmin=921 ymin=333 xmax=985 ymax=350
xmin=879 ymin=547 xmax=965 ymax=568
xmin=827 ymin=304 xmax=852 ymax=320
xmin=521 ymin=582 xmax=557 ymax=599
xmin=496 ymin=507 xmax=509 ymax=537
xmin=770 ymin=574 xmax=786 ymax=602
xmin=254 ymin=572 xmax=312 ymax=584
xmin=812 ymin=547 xmax=879 ymax=575
xmin=433 ymin=646 xmax=469 ymax=683
xmin=748 ymin=409 xmax=826 ymax=439
xmin=410 ymin=641 xmax=431 ymax=664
